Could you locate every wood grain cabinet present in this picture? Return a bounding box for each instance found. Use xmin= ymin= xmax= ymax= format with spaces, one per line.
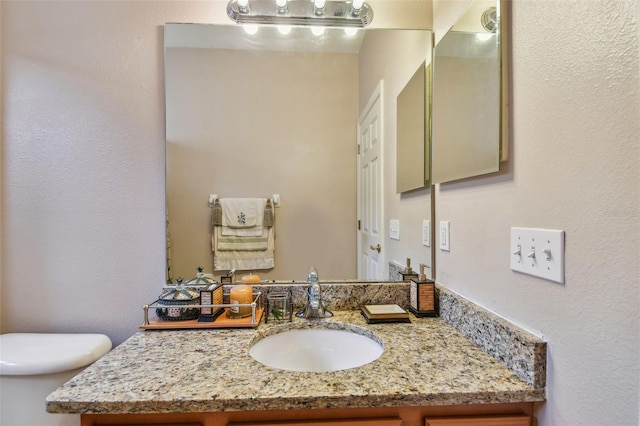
xmin=229 ymin=419 xmax=403 ymax=426
xmin=426 ymin=415 xmax=531 ymax=426
xmin=81 ymin=403 xmax=533 ymax=426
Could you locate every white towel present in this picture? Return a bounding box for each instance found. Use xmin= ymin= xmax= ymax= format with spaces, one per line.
xmin=221 ymin=198 xmax=267 ymax=237
xmin=213 ymin=225 xmax=275 ymax=271
xmin=215 ymin=226 xmax=269 ymax=251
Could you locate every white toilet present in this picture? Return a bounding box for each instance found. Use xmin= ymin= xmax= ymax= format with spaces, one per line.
xmin=0 ymin=333 xmax=112 ymax=426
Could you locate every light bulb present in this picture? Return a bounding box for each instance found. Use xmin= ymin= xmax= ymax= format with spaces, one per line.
xmin=237 ymin=0 xmax=250 ymax=13
xmin=476 ymin=33 xmax=492 ymax=41
xmin=278 ymin=25 xmax=292 ymax=35
xmin=313 ymin=0 xmax=326 ymax=16
xmin=352 ymin=0 xmax=364 ymax=10
xmin=344 ymin=27 xmax=358 ymax=36
xmin=243 ymin=24 xmax=259 ymax=35
xmin=311 ymin=26 xmax=325 ymax=36
xmin=276 ymin=0 xmax=287 ymax=7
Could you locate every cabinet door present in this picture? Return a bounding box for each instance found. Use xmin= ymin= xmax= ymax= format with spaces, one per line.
xmin=230 ymin=418 xmax=402 ymax=426
xmin=426 ymin=415 xmax=530 ymax=426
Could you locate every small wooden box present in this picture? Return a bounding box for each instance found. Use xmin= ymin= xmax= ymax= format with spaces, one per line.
xmin=198 ymin=283 xmax=225 ymax=322
xmin=409 ymin=279 xmax=438 ymax=317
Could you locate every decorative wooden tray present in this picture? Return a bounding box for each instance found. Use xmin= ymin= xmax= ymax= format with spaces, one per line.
xmin=140 ymin=307 xmax=264 ymax=330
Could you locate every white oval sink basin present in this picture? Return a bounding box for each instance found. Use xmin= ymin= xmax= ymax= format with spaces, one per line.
xmin=249 ymin=328 xmax=384 ymax=372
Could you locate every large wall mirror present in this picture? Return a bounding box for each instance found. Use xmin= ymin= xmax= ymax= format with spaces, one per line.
xmin=432 ymin=0 xmax=507 ymax=184
xmin=165 ymin=24 xmax=432 ymax=283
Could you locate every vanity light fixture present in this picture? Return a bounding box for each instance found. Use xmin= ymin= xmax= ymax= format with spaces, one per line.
xmin=237 ymin=0 xmax=250 ymax=13
xmin=313 ymin=0 xmax=326 ymax=16
xmin=276 ymin=0 xmax=288 ymax=14
xmin=227 ymin=0 xmax=374 ymax=28
xmin=481 ymin=6 xmax=498 ymax=33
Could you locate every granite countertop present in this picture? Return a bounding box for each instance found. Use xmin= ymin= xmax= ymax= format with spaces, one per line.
xmin=47 ymin=310 xmax=545 ymax=415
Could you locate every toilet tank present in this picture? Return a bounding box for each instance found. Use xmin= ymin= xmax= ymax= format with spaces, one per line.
xmin=0 ymin=333 xmax=112 ymax=426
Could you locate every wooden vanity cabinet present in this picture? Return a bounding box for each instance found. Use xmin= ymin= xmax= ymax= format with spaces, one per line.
xmin=81 ymin=402 xmax=534 ymax=426
xmin=425 ymin=414 xmax=531 ymax=426
xmin=229 ymin=419 xmax=402 ymax=426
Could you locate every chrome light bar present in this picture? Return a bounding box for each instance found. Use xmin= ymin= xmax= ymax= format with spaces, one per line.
xmin=227 ymin=0 xmax=374 ymax=28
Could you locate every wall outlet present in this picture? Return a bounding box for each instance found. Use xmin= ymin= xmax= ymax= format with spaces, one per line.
xmin=510 ymin=227 xmax=565 ymax=284
xmin=422 ymin=220 xmax=431 ymax=247
xmin=389 ymin=219 xmax=400 ymax=240
xmin=439 ymin=221 xmax=450 ymax=251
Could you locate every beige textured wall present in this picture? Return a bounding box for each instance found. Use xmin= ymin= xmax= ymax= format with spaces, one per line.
xmin=165 ymin=47 xmax=358 ymax=281
xmin=0 ymin=0 xmax=430 ymax=344
xmin=433 ymin=0 xmax=640 ymax=424
xmin=3 ymin=0 xmax=638 ymax=423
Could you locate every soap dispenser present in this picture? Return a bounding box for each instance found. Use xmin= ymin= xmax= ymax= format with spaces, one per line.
xmin=408 ymin=264 xmax=437 ymax=317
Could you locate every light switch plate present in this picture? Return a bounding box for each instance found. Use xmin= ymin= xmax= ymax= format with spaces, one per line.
xmin=422 ymin=220 xmax=431 ymax=247
xmin=390 ymin=220 xmax=400 ymax=240
xmin=510 ymin=227 xmax=565 ymax=284
xmin=439 ymin=221 xmax=450 ymax=251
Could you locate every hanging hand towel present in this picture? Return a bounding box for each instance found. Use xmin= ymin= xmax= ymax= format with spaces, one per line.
xmin=213 ymin=225 xmax=275 ymax=271
xmin=220 ymin=198 xmax=267 ymax=237
xmin=221 ymin=198 xmax=263 ymax=228
xmin=215 ymin=226 xmax=269 ymax=251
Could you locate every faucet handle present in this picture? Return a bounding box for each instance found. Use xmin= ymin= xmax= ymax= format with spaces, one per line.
xmin=307 ymin=266 xmax=319 ymax=283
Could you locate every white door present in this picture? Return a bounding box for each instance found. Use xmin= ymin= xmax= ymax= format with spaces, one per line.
xmin=357 ymin=82 xmax=384 ymax=280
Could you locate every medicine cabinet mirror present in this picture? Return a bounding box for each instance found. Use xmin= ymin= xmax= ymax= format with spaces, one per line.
xmin=165 ymin=24 xmax=432 ymax=282
xmin=396 ymin=61 xmax=430 ymax=193
xmin=432 ymin=0 xmax=508 ymax=184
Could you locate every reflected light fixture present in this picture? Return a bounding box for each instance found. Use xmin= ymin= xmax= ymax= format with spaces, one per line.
xmin=243 ymin=23 xmax=259 ymax=34
xmin=344 ymin=27 xmax=358 ymax=36
xmin=227 ymin=0 xmax=374 ymax=28
xmin=311 ymin=26 xmax=325 ymax=36
xmin=481 ymin=7 xmax=498 ymax=33
xmin=277 ymin=24 xmax=292 ymax=34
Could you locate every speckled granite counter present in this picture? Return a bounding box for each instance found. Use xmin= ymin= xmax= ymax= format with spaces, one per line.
xmin=47 ymin=309 xmax=545 ymax=415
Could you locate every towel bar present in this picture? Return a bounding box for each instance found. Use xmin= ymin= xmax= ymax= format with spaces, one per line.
xmin=208 ymin=194 xmax=280 ymax=208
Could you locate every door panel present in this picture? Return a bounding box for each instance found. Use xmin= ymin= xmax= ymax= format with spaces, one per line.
xmin=357 ymin=82 xmax=384 ymax=280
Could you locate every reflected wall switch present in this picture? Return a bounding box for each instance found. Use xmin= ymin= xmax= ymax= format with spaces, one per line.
xmin=439 ymin=221 xmax=450 ymax=251
xmin=390 ymin=220 xmax=400 ymax=240
xmin=422 ymin=220 xmax=431 ymax=247
xmin=510 ymin=227 xmax=565 ymax=284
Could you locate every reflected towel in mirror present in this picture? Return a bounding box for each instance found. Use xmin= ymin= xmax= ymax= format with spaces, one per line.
xmin=213 ymin=225 xmax=275 ymax=271
xmin=212 ymin=198 xmax=271 ymax=237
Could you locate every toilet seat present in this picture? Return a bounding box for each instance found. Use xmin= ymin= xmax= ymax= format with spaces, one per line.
xmin=0 ymin=333 xmax=112 ymax=375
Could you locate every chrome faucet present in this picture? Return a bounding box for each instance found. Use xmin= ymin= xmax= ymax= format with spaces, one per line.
xmin=296 ymin=267 xmax=333 ymax=319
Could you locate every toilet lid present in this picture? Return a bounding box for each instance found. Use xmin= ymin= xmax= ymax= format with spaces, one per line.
xmin=0 ymin=333 xmax=112 ymax=375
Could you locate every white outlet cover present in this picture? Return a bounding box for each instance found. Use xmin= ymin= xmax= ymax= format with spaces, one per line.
xmin=510 ymin=227 xmax=565 ymax=284
xmin=439 ymin=221 xmax=450 ymax=251
xmin=422 ymin=220 xmax=431 ymax=247
xmin=390 ymin=219 xmax=400 ymax=240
